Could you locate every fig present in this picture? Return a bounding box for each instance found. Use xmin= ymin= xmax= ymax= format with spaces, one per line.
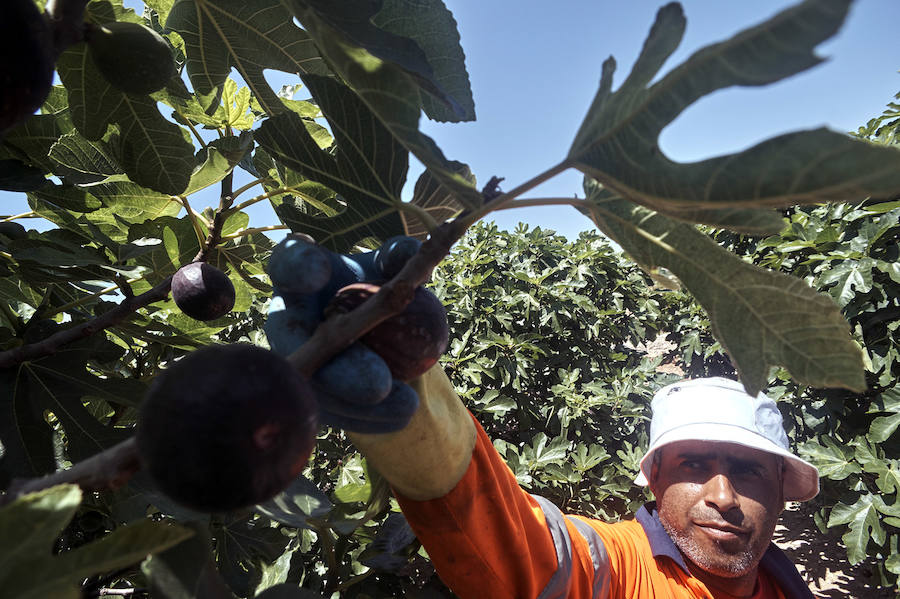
xmin=86 ymin=21 xmax=176 ymax=95
xmin=327 ymin=283 xmax=448 ymax=381
xmin=374 ymin=236 xmax=422 ymax=279
xmin=0 ymin=0 xmax=55 ymax=133
xmin=268 ymin=235 xmax=333 ymax=294
xmin=136 ymin=344 xmax=319 ymax=512
xmin=171 ymin=262 xmax=236 ymax=321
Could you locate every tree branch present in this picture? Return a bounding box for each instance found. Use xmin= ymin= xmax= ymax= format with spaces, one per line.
xmin=0 ymin=277 xmax=173 ymax=369
xmin=1 ymin=438 xmax=141 ymax=506
xmin=195 ymin=173 xmax=234 ymax=263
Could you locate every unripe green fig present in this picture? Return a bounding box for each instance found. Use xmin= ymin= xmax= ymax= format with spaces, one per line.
xmin=86 ymin=21 xmax=176 ymax=95
xmin=0 ymin=0 xmax=55 ymax=133
xmin=327 ymin=283 xmax=449 ymax=381
xmin=136 ymin=344 xmax=319 ymax=512
xmin=171 ymin=262 xmax=236 ymax=321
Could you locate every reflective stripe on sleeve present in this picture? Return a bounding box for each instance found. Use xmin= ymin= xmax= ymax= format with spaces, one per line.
xmin=566 ymin=516 xmax=611 ymax=599
xmin=532 ymin=495 xmax=611 ymax=599
xmin=533 ymin=495 xmax=573 ymax=599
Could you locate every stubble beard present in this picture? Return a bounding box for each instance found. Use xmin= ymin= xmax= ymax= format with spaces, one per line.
xmin=659 ymin=513 xmax=756 ymax=578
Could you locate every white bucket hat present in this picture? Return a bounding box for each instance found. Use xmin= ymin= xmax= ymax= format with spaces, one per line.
xmin=635 ymin=377 xmax=819 ymax=502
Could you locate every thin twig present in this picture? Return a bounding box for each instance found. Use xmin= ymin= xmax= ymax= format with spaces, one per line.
xmin=179 ymin=195 xmax=208 ymax=248
xmin=220 ymin=224 xmax=289 ymax=240
xmin=231 ymin=177 xmax=273 ymax=200
xmin=0 ymin=277 xmax=173 ymax=369
xmin=232 ymin=187 xmax=295 ymax=212
xmin=2 ymin=211 xmax=39 ymax=222
xmin=176 ymin=108 xmax=208 ymax=149
xmin=195 ymin=173 xmax=234 ymax=263
xmin=2 ymin=438 xmax=141 ymax=505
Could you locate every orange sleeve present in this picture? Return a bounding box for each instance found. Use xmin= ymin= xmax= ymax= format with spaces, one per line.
xmin=394 ymin=413 xmax=599 ymax=599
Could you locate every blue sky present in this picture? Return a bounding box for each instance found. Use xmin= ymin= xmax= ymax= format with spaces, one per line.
xmin=3 ymin=0 xmax=898 ymax=240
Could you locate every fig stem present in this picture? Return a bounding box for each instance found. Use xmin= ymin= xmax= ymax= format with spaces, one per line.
xmin=220 ymin=224 xmax=289 ymax=240
xmin=176 ymin=109 xmax=208 ymax=148
xmin=179 ymin=195 xmax=208 ymax=248
xmin=232 ymin=177 xmax=274 ymax=200
xmin=195 ymin=172 xmax=234 ymax=263
xmin=1 ymin=211 xmax=39 ymax=222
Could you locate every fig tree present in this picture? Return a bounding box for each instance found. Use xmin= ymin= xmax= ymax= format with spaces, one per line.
xmin=171 ymin=262 xmax=236 ymax=321
xmin=136 ymin=344 xmax=319 ymax=512
xmin=0 ymin=0 xmax=55 ymax=133
xmin=327 ymin=283 xmax=449 ymax=381
xmin=86 ymin=21 xmax=175 ymax=95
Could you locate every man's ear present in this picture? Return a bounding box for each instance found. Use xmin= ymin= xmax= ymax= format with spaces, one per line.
xmin=647 ymin=448 xmax=662 ymax=495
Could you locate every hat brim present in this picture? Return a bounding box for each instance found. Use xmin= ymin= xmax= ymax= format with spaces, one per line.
xmin=634 ymin=422 xmax=819 ymax=502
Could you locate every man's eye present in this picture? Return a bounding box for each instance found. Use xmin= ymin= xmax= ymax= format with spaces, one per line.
xmin=733 ymin=464 xmax=763 ymax=477
xmin=682 ymin=460 xmax=705 ymax=470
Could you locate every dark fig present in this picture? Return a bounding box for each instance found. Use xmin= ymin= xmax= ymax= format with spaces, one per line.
xmin=86 ymin=21 xmax=176 ymax=95
xmin=171 ymin=262 xmax=236 ymax=321
xmin=327 ymin=283 xmax=448 ymax=381
xmin=0 ymin=0 xmax=55 ymax=133
xmin=374 ymin=236 xmax=422 ymax=279
xmin=136 ymin=344 xmax=319 ymax=512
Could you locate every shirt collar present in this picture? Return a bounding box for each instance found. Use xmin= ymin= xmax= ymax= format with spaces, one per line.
xmin=635 ymin=502 xmax=814 ymax=599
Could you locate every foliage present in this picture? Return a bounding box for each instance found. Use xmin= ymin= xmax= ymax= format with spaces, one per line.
xmin=0 ymin=0 xmax=899 ymax=596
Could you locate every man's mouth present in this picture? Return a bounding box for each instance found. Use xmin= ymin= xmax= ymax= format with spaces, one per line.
xmin=694 ymin=521 xmax=748 ymax=542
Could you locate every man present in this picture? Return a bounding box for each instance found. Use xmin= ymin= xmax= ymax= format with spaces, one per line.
xmin=347 ymin=367 xmax=820 ymax=598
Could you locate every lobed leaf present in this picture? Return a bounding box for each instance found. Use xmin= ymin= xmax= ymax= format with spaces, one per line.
xmin=568 ymin=0 xmax=900 ymax=233
xmin=371 ymin=0 xmax=475 ymax=122
xmin=0 ymin=485 xmax=191 ymax=599
xmin=584 ymin=180 xmax=865 ymax=395
xmin=256 ymin=76 xmax=407 ymax=251
xmin=404 ymin=160 xmax=474 ymax=240
xmin=166 ymin=0 xmax=327 ymax=114
xmin=56 ymin=43 xmax=194 ymax=194
xmin=286 ymin=2 xmax=483 ymax=211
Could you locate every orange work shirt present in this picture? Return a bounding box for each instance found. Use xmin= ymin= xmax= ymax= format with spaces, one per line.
xmin=395 ymin=414 xmax=814 ymax=599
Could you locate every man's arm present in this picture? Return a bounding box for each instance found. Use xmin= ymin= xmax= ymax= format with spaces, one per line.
xmin=347 ymin=364 xmax=476 ymax=500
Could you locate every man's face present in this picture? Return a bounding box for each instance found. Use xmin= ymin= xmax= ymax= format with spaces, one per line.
xmin=649 ymin=440 xmax=784 ymax=579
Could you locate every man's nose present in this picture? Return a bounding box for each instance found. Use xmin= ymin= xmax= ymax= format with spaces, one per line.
xmin=703 ymin=473 xmax=740 ymax=512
